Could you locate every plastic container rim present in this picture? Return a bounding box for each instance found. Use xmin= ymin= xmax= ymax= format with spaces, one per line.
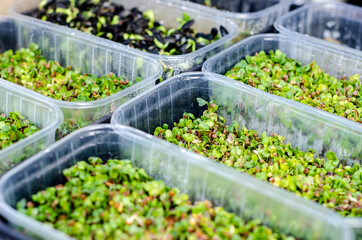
xmin=112 ymin=70 xmax=361 ymax=137
xmin=0 ymin=124 xmax=355 ymax=239
xmin=111 ymin=71 xmax=362 ymax=229
xmin=201 ymin=34 xmax=362 ymax=132
xmin=273 ymin=2 xmax=362 ymax=56
xmin=0 ymin=16 xmax=163 ymax=109
xmin=172 ymin=0 xmax=293 ymax=20
xmin=8 ymin=0 xmax=239 ymax=61
xmin=0 ymin=79 xmax=63 ymax=161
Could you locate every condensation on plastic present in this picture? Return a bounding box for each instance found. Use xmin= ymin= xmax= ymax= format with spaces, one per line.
xmin=0 ymin=78 xmax=63 ymax=175
xmin=111 ymin=72 xmax=362 ymax=233
xmin=0 ymin=16 xmax=162 ymax=129
xmin=169 ymin=0 xmax=292 ymax=37
xmin=274 ymin=2 xmax=362 ymax=56
xmin=9 ymin=0 xmax=238 ymax=78
xmin=0 ymin=124 xmax=355 ymax=240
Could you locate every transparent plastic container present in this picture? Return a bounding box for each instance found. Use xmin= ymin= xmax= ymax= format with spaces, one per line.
xmin=9 ymin=0 xmax=238 ymax=79
xmin=0 ymin=124 xmax=354 ymax=240
xmin=0 ymin=219 xmax=32 ymax=240
xmin=203 ymin=33 xmax=362 ymax=128
xmin=170 ymin=0 xmax=292 ymax=38
xmin=274 ymin=2 xmax=362 ymax=56
xmin=0 ymin=79 xmax=63 ymax=175
xmin=0 ymin=16 xmax=162 ymax=137
xmin=291 ymin=0 xmax=309 ymax=6
xmin=111 ymin=72 xmax=362 ymax=235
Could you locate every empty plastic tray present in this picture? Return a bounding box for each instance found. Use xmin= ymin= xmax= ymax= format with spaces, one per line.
xmin=274 ymin=2 xmax=362 ymax=56
xmin=0 ymin=16 xmax=162 ymax=136
xmin=0 ymin=125 xmax=354 ymax=240
xmin=111 ymin=72 xmax=362 ymax=235
xmin=0 ymin=79 xmax=63 ymax=175
xmin=9 ymin=0 xmax=238 ymax=78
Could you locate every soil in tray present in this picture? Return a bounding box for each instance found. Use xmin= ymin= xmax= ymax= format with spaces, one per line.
xmin=28 ymin=0 xmax=227 ymax=56
xmin=18 ymin=157 xmax=297 ymax=239
xmin=154 ymin=99 xmax=362 ymax=217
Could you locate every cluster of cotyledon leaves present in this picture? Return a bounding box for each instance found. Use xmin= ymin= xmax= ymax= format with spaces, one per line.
xmin=0 ymin=111 xmax=39 ymax=151
xmin=0 ymin=43 xmax=134 ymax=102
xmin=225 ymin=50 xmax=361 ymax=123
xmin=18 ymin=157 xmax=295 ymax=240
xmin=154 ymin=99 xmax=362 ymax=217
xmin=31 ymin=0 xmax=226 ymax=55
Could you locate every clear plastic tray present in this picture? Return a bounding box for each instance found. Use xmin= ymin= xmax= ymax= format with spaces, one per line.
xmin=0 ymin=216 xmax=32 ymax=240
xmin=0 ymin=79 xmax=63 ymax=175
xmin=170 ymin=0 xmax=292 ymax=38
xmin=0 ymin=16 xmax=162 ymax=136
xmin=111 ymin=72 xmax=362 ymax=235
xmin=9 ymin=0 xmax=238 ymax=79
xmin=0 ymin=124 xmax=354 ymax=240
xmin=202 ymin=33 xmax=362 ymax=141
xmin=274 ymin=2 xmax=362 ymax=56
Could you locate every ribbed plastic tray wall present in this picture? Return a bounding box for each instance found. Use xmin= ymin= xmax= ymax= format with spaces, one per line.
xmin=0 ymin=125 xmax=354 ymax=240
xmin=111 ymin=72 xmax=362 ymax=234
xmin=9 ymin=0 xmax=238 ymax=78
